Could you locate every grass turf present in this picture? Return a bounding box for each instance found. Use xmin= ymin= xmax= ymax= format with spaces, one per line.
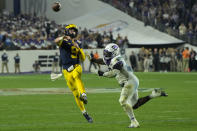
xmin=0 ymin=72 xmax=197 ymax=131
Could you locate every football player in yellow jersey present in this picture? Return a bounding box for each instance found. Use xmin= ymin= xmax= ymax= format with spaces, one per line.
xmin=54 ymin=24 xmax=93 ymax=123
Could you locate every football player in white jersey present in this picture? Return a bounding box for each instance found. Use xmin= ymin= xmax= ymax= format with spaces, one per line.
xmin=90 ymin=43 xmax=168 ymax=128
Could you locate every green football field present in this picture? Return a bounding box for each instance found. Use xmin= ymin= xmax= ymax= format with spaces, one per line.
xmin=0 ymin=72 xmax=197 ymax=131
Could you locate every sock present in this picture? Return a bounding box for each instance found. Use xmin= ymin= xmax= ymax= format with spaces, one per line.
xmin=123 ymin=103 xmax=135 ymax=120
xmin=133 ymin=96 xmax=151 ymax=110
xmin=82 ymin=93 xmax=86 ymax=97
xmin=82 ymin=110 xmax=86 ymax=114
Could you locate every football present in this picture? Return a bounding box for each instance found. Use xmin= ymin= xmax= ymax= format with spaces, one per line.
xmin=52 ymin=2 xmax=61 ymax=12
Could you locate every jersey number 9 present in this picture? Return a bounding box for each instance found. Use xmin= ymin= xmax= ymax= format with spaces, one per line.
xmin=71 ymin=46 xmax=78 ymax=58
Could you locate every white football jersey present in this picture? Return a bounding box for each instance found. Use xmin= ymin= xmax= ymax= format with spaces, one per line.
xmin=103 ymin=55 xmax=139 ymax=87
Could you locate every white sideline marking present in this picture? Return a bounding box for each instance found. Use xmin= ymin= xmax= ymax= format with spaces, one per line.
xmin=0 ymin=88 xmax=156 ymax=96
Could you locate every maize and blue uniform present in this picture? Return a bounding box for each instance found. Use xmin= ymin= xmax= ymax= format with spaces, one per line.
xmin=58 ymin=38 xmax=86 ymax=112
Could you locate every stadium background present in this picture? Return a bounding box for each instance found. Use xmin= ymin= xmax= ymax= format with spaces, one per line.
xmin=0 ymin=0 xmax=197 ymax=131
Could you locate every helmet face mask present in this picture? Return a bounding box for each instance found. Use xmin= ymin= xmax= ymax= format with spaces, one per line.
xmin=103 ymin=49 xmax=113 ymax=60
xmin=103 ymin=43 xmax=120 ymax=60
xmin=65 ymin=24 xmax=78 ymax=38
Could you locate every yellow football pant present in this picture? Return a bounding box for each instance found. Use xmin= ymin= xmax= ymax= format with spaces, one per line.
xmin=63 ymin=65 xmax=86 ymax=112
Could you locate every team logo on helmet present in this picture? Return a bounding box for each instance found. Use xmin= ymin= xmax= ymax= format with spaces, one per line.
xmin=65 ymin=24 xmax=78 ymax=38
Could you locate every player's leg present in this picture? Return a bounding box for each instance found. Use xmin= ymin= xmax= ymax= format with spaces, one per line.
xmin=52 ymin=62 xmax=55 ymax=73
xmin=133 ymin=88 xmax=168 ymax=110
xmin=2 ymin=63 xmax=4 ymax=73
xmin=15 ymin=64 xmax=17 ymax=73
xmin=6 ymin=63 xmax=9 ymax=73
xmin=73 ymin=65 xmax=87 ymax=104
xmin=62 ymin=69 xmax=93 ymax=123
xmin=130 ymin=90 xmax=139 ymax=107
xmin=63 ymin=69 xmax=85 ymax=111
xmin=119 ymin=84 xmax=139 ymax=128
xmin=71 ymin=77 xmax=93 ymax=123
xmin=18 ymin=64 xmax=21 ymax=73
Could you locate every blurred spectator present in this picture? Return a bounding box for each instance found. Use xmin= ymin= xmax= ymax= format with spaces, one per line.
xmin=137 ymin=47 xmax=145 ymax=71
xmin=122 ymin=36 xmax=129 ymax=48
xmin=109 ymin=31 xmax=114 ymax=43
xmin=179 ymin=23 xmax=187 ymax=40
xmin=165 ymin=49 xmax=171 ymax=72
xmin=96 ymin=32 xmax=103 ymax=48
xmin=94 ymin=50 xmax=100 ymax=69
xmin=88 ymin=37 xmax=98 ymax=49
xmin=0 ymin=33 xmax=7 ymax=50
xmin=153 ymin=48 xmax=160 ymax=71
xmin=1 ymin=50 xmax=9 ymax=73
xmin=170 ymin=49 xmax=176 ymax=72
xmin=129 ymin=51 xmax=137 ymax=71
xmin=88 ymin=51 xmax=97 ymax=72
xmin=176 ymin=49 xmax=183 ymax=72
xmin=52 ymin=52 xmax=59 ymax=73
xmin=143 ymin=49 xmax=149 ymax=72
xmin=187 ymin=22 xmax=194 ymax=44
xmin=189 ymin=49 xmax=197 ymax=71
xmin=14 ymin=53 xmax=20 ymax=73
xmin=182 ymin=47 xmax=190 ymax=72
xmin=33 ymin=60 xmax=40 ymax=73
xmin=159 ymin=48 xmax=166 ymax=72
xmin=116 ymin=34 xmax=123 ymax=47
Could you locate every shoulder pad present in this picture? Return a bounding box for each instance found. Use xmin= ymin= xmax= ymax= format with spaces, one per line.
xmin=111 ymin=56 xmax=123 ymax=70
xmin=113 ymin=61 xmax=123 ymax=70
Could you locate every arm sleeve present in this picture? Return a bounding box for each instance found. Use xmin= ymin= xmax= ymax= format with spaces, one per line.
xmin=79 ymin=48 xmax=86 ymax=62
xmin=55 ymin=37 xmax=64 ymax=46
xmin=96 ymin=70 xmax=115 ymax=78
xmin=103 ymin=70 xmax=116 ymax=78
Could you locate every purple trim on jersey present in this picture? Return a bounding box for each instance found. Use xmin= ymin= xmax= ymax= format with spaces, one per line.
xmin=103 ymin=57 xmax=111 ymax=66
xmin=113 ymin=61 xmax=123 ymax=70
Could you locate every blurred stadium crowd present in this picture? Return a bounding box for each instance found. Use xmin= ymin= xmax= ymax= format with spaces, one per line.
xmin=0 ymin=0 xmax=197 ymax=73
xmin=0 ymin=11 xmax=129 ymax=50
xmin=1 ymin=46 xmax=196 ymax=73
xmin=102 ymin=0 xmax=197 ymax=45
xmin=127 ymin=47 xmax=197 ymax=72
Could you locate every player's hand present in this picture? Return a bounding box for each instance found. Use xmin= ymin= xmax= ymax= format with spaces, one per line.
xmin=85 ymin=53 xmax=91 ymax=61
xmin=63 ymin=35 xmax=71 ymax=40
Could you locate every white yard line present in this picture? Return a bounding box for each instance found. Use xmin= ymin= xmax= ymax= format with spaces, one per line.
xmin=0 ymin=88 xmax=156 ymax=96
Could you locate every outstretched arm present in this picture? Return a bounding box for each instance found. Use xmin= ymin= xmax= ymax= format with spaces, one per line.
xmin=54 ymin=36 xmax=71 ymax=46
xmin=92 ymin=69 xmax=116 ymax=78
xmin=91 ymin=58 xmax=105 ymax=65
xmin=79 ymin=48 xmax=86 ymax=62
xmin=54 ymin=36 xmax=64 ymax=46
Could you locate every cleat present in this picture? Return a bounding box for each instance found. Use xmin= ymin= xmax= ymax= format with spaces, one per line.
xmin=150 ymin=89 xmax=168 ymax=98
xmin=128 ymin=118 xmax=140 ymax=128
xmin=79 ymin=93 xmax=88 ymax=104
xmin=83 ymin=112 xmax=93 ymax=123
xmin=161 ymin=91 xmax=168 ymax=97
